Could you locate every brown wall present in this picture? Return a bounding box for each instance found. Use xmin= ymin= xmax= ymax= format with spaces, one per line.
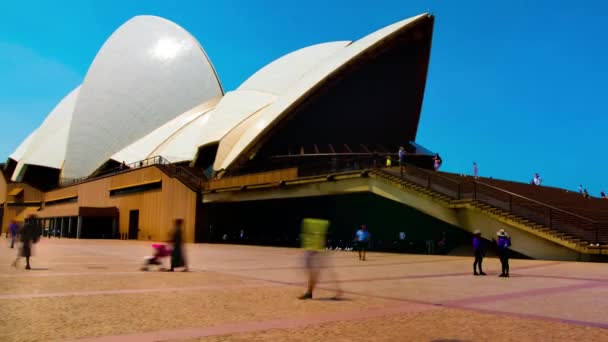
xmin=0 ymin=172 xmax=6 ymax=205
xmin=7 ymin=182 xmax=43 ymax=203
xmin=1 ymin=179 xmax=44 ymax=230
xmin=205 ymin=168 xmax=298 ymax=190
xmin=35 ymin=166 xmax=197 ymax=242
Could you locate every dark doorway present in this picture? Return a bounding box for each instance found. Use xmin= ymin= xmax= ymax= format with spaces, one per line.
xmin=80 ymin=217 xmax=115 ymax=239
xmin=128 ymin=210 xmax=140 ymax=240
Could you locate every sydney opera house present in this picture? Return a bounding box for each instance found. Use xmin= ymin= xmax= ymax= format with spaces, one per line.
xmin=2 ymin=12 xmax=606 ymax=261
xmin=0 ymin=12 xmax=438 ymax=243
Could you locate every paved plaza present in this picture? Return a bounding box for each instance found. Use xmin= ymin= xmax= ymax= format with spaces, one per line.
xmin=1 ymin=238 xmax=607 ymax=341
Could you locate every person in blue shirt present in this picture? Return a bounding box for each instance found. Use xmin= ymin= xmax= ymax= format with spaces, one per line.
xmin=355 ymin=225 xmax=370 ymax=261
xmin=9 ymin=220 xmax=19 ymax=249
xmin=472 ymin=230 xmax=486 ymax=276
xmin=496 ymin=229 xmax=512 ymax=277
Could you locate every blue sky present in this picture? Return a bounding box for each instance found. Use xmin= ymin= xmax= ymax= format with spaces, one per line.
xmin=0 ymin=0 xmax=606 ymax=194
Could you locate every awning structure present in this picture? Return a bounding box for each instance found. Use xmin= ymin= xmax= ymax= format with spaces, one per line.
xmin=14 ymin=207 xmax=41 ymax=222
xmin=36 ymin=204 xmax=78 ymax=218
xmin=109 ymin=179 xmax=162 ymax=192
xmin=8 ymin=188 xmax=23 ymax=196
xmin=79 ymin=207 xmax=119 ymax=217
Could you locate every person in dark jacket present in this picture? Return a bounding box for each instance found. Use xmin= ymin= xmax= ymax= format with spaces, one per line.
xmin=472 ymin=230 xmax=486 ymax=276
xmin=496 ymin=229 xmax=512 ymax=277
xmin=169 ymin=219 xmax=188 ymax=272
xmin=11 ymin=215 xmax=39 ymax=270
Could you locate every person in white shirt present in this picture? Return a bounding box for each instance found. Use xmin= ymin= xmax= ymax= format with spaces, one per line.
xmin=533 ymin=173 xmax=542 ymax=186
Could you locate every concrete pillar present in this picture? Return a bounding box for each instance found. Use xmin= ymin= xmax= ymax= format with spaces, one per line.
xmin=60 ymin=217 xmax=65 ymax=238
xmin=76 ymin=216 xmax=82 ymax=239
xmin=112 ymin=218 xmax=118 ymax=239
xmin=68 ymin=218 xmax=73 ymax=238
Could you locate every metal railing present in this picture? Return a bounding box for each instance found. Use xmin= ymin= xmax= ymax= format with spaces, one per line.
xmin=58 ymin=156 xmax=171 ymax=187
xmin=57 ymin=156 xmax=204 ymax=192
xmin=375 ymin=166 xmax=608 ymax=246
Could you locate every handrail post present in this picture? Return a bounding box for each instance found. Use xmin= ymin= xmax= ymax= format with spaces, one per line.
xmin=473 ymin=182 xmax=477 ymax=200
xmin=595 ymin=221 xmax=599 ymax=246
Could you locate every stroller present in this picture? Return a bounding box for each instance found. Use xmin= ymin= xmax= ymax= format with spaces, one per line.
xmin=141 ymin=243 xmax=171 ymax=271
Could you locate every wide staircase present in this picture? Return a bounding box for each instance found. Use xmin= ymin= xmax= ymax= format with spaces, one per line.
xmin=159 ymin=156 xmax=607 ymax=258
xmin=370 ymin=166 xmax=608 ymax=255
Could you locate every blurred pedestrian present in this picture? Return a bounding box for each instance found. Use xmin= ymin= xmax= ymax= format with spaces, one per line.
xmin=298 ymin=217 xmax=341 ymax=300
xmin=169 ymin=219 xmax=188 ymax=272
xmin=355 ymin=225 xmax=370 ymax=261
xmin=9 ymin=220 xmax=19 ymax=249
xmin=473 ymin=162 xmax=478 ymax=179
xmin=11 ymin=215 xmax=40 ymax=270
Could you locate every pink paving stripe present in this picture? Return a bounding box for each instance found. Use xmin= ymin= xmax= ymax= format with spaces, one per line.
xmin=0 ymin=271 xmax=144 ymax=278
xmin=510 ymin=273 xmax=608 ymax=283
xmin=63 ymin=302 xmax=437 ymax=342
xmin=443 ymin=281 xmax=608 ymax=306
xmin=0 ymin=282 xmax=276 ymax=300
xmin=446 ymin=305 xmax=608 ymax=330
xmin=216 ymin=257 xmax=462 ymax=272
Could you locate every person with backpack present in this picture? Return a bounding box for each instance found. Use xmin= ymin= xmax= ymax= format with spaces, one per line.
xmin=496 ymin=229 xmax=512 ymax=277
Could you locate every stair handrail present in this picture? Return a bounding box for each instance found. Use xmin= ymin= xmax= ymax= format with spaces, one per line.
xmin=474 ymin=180 xmax=597 ymax=223
xmin=403 ymin=165 xmax=599 ymax=223
xmin=396 ymin=165 xmax=604 ymax=243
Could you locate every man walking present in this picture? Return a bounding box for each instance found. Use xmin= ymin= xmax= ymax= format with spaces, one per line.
xmin=472 ymin=230 xmax=486 ymax=275
xmin=9 ymin=220 xmax=19 ymax=248
xmin=355 ymin=225 xmax=370 ymax=261
xmin=299 ymin=217 xmax=341 ymax=300
xmin=496 ymin=229 xmax=512 ymax=277
xmin=12 ymin=215 xmax=39 ymax=270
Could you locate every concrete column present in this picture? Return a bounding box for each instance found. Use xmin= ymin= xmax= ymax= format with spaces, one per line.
xmin=112 ymin=218 xmax=118 ymax=239
xmin=60 ymin=217 xmax=65 ymax=238
xmin=76 ymin=216 xmax=83 ymax=239
xmin=68 ymin=218 xmax=73 ymax=238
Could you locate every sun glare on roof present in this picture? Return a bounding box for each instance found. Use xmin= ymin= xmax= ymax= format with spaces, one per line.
xmin=152 ymin=38 xmax=186 ymax=61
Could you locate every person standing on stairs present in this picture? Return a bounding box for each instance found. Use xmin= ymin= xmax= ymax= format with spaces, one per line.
xmin=398 ymin=146 xmax=405 ymax=177
xmin=496 ymin=229 xmax=512 ymax=277
xmin=472 ymin=230 xmax=486 ymax=276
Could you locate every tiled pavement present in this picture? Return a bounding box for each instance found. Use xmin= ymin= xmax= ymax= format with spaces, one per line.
xmin=1 ymin=238 xmax=607 ymax=341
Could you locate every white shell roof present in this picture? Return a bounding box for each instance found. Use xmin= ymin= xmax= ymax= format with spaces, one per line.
xmin=110 ymin=96 xmax=220 ymax=164
xmin=11 ymin=86 xmax=81 ymax=181
xmin=62 ymin=15 xmax=223 ymax=179
xmin=214 ymin=14 xmax=429 ymax=171
xmin=9 ymin=129 xmax=38 ymax=163
xmin=238 ymin=41 xmax=351 ymax=95
xmin=150 ymin=90 xmax=276 ymax=163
